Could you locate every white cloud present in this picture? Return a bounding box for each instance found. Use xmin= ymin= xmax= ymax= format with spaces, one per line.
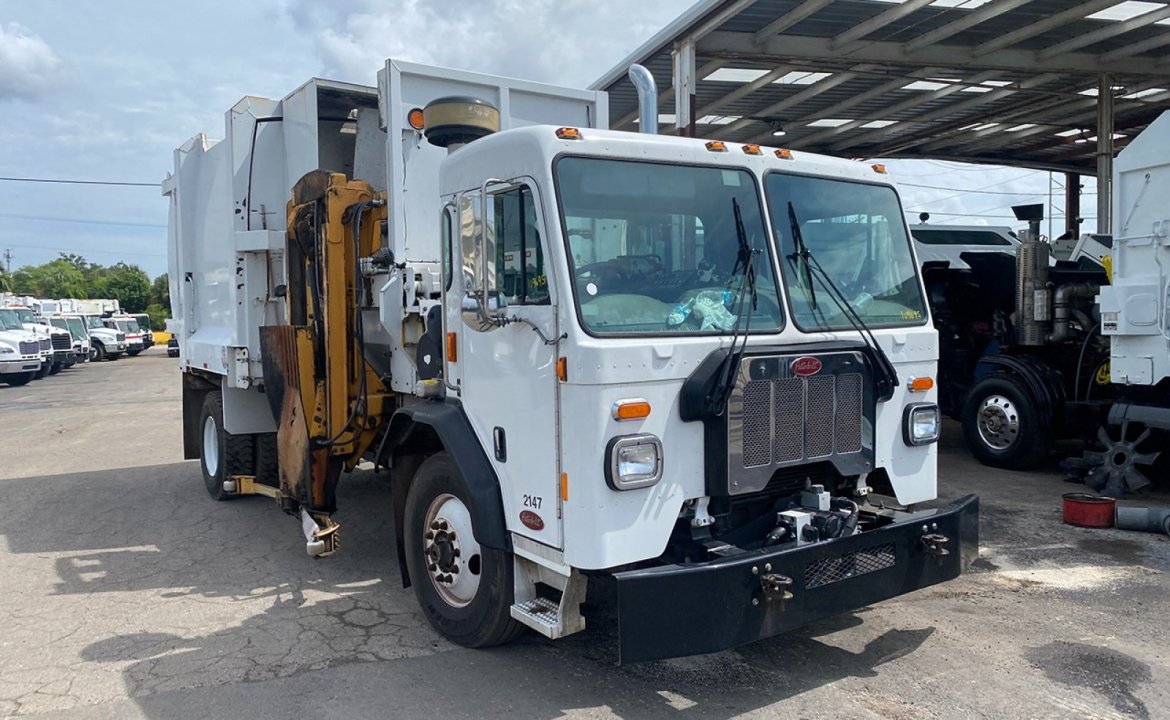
xmin=0 ymin=23 xmax=68 ymax=101
xmin=283 ymin=0 xmax=690 ymax=88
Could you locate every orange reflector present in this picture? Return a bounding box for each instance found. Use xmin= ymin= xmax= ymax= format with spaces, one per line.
xmin=775 ymin=148 xmax=793 ymax=160
xmin=407 ymin=107 xmax=425 ymax=131
xmin=446 ymin=332 xmax=457 ymax=363
xmin=705 ymin=141 xmax=727 ymax=152
xmin=612 ymin=399 xmax=652 ymax=421
xmin=909 ymin=376 xmax=934 ymax=392
xmin=557 ymin=356 xmax=568 ymax=382
xmin=872 ymin=163 xmax=887 ymax=174
xmin=742 ymin=144 xmax=762 ymax=155
xmin=556 ymin=127 xmax=582 ymax=140
xmin=561 ymin=473 xmax=569 ymax=501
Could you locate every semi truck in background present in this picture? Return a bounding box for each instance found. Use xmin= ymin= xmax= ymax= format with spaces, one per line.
xmin=165 ymin=59 xmax=977 ymax=662
xmin=912 ymin=114 xmax=1170 ymax=496
xmin=0 ymin=309 xmax=44 ymax=386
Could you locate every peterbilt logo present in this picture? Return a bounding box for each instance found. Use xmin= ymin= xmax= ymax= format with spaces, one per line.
xmin=519 ymin=510 xmax=544 ymax=531
xmin=790 ymin=356 xmax=823 ymax=376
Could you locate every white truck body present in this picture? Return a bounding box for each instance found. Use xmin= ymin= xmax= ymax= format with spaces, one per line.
xmin=1101 ymin=110 xmax=1170 ymax=388
xmin=167 ymin=59 xmax=974 ymax=662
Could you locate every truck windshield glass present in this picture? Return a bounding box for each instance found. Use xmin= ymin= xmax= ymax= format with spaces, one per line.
xmin=0 ymin=309 xmax=20 ymax=331
xmin=14 ymin=309 xmax=35 ymax=324
xmin=65 ymin=317 xmax=87 ymax=338
xmin=85 ymin=316 xmax=103 ymax=330
xmin=555 ymin=157 xmax=782 ymax=335
xmin=765 ymin=173 xmax=927 ymax=330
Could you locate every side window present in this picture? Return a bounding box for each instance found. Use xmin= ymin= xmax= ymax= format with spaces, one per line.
xmin=441 ymin=206 xmax=453 ymax=291
xmin=493 ymin=186 xmax=549 ymax=306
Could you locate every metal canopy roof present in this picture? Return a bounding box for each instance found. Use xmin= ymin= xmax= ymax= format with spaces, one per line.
xmin=591 ymin=0 xmax=1170 ymax=175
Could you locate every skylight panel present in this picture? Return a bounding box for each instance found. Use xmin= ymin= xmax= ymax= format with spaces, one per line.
xmin=903 ymin=79 xmax=960 ymax=91
xmin=774 ymin=72 xmax=831 ymax=85
xmin=704 ymin=68 xmax=769 ymax=83
xmin=1124 ymin=88 xmax=1167 ymax=99
xmin=1086 ymin=1 xmax=1163 ymax=21
xmin=697 ymin=115 xmax=741 ymax=125
xmin=1006 ymin=124 xmax=1037 ymax=132
xmin=807 ymin=119 xmax=851 ymax=127
xmin=861 ymin=120 xmax=897 ymax=129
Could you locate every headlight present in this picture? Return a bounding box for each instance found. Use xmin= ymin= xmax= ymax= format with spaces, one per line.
xmin=903 ymin=403 xmax=941 ymax=446
xmin=0 ymin=346 xmax=13 ymax=354
xmin=605 ymin=434 xmax=663 ymax=490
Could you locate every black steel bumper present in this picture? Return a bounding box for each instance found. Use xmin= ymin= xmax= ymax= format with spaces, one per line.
xmin=615 ymin=494 xmax=979 ymax=663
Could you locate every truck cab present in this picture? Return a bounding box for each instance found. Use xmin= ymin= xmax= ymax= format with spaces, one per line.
xmin=48 ymin=315 xmax=92 ymax=362
xmin=2 ymin=306 xmax=63 ymax=376
xmin=0 ymin=309 xmax=43 ymax=386
xmin=103 ymin=316 xmax=144 ymax=356
xmin=82 ymin=314 xmax=127 ymax=361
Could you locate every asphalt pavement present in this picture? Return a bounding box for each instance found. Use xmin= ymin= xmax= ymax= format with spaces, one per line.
xmin=0 ymin=352 xmax=1167 ymax=719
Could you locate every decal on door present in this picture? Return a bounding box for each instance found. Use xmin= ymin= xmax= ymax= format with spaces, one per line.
xmin=519 ymin=510 xmax=545 ymax=531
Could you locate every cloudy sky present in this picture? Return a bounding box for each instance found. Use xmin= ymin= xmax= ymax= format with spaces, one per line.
xmin=0 ymin=0 xmax=1094 ymax=280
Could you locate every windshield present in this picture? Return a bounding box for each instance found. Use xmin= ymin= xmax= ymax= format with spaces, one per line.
xmin=765 ymin=173 xmax=927 ymax=330
xmin=0 ymin=309 xmax=20 ymax=331
xmin=556 ymin=157 xmax=782 ymax=335
xmin=65 ymin=317 xmax=88 ymax=338
xmin=14 ymin=309 xmax=35 ymax=324
xmin=86 ymin=316 xmax=104 ymax=329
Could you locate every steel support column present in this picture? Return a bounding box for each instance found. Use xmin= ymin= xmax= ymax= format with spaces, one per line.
xmin=1066 ymin=172 xmax=1081 ymax=238
xmin=1096 ymin=75 xmax=1114 ymax=234
xmin=673 ymin=39 xmax=697 ymax=137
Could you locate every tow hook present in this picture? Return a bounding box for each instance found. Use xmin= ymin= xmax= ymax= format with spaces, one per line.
xmin=921 ymin=532 xmax=951 ymax=564
xmin=753 ymin=564 xmax=794 ymax=609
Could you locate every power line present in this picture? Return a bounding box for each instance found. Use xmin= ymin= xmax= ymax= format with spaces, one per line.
xmin=0 ymin=212 xmax=166 ymax=229
xmin=1 ymin=241 xmax=165 ymax=259
xmin=898 ymin=181 xmax=1097 ymax=196
xmin=0 ymin=176 xmax=158 ymax=187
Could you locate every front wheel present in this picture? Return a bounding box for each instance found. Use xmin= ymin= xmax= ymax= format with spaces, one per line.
xmin=962 ymin=372 xmax=1050 ymax=469
xmin=403 ymin=453 xmax=522 ymax=648
xmin=198 ymin=391 xmax=255 ymax=500
xmin=49 ymin=363 xmax=62 ymax=375
xmin=92 ymin=343 xmax=106 ymax=362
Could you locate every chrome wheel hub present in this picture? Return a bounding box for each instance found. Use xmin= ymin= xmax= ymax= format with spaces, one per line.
xmin=976 ymin=394 xmax=1019 ymax=451
xmin=202 ymin=415 xmax=220 ymax=476
xmin=422 ymin=493 xmax=482 ymax=607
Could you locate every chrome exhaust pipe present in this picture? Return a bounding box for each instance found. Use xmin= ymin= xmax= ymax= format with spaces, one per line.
xmin=628 ymin=64 xmax=658 ymax=135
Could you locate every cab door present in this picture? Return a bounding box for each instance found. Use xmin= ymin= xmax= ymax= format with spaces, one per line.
xmin=451 ymin=180 xmax=562 ymax=549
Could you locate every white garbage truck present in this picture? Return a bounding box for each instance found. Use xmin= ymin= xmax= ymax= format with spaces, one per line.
xmin=165 ymin=59 xmax=977 ymax=662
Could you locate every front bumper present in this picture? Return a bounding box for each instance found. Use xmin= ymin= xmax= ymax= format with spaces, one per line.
xmin=0 ymin=357 xmax=42 ymax=374
xmin=614 ymin=494 xmax=979 ymax=663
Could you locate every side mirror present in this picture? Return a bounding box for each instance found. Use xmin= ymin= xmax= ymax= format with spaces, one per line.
xmin=460 ymin=179 xmax=507 ymax=332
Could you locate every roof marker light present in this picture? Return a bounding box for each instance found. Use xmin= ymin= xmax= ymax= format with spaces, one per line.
xmin=556 ymin=127 xmax=582 ymax=140
xmin=742 ymin=144 xmax=762 ymax=155
xmin=705 ymin=141 xmax=727 ymax=152
xmin=775 ymin=148 xmax=793 ymax=160
xmin=872 ymin=163 xmax=887 ymax=174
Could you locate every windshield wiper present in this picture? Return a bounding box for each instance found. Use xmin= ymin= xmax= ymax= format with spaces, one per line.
xmin=787 ymin=202 xmax=817 ymax=311
xmin=707 ymin=198 xmax=761 ymax=415
xmin=786 ymin=202 xmax=899 ymax=402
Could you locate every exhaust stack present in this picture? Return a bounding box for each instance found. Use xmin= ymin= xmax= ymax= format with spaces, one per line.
xmin=628 ymin=64 xmax=657 ymax=135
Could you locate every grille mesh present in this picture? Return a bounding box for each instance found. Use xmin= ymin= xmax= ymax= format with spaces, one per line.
xmin=773 ymin=379 xmax=804 ymax=463
xmin=51 ymin=334 xmax=71 ymax=350
xmin=805 ymin=543 xmax=896 ymax=589
xmin=735 ymin=361 xmax=866 ymax=471
xmin=835 ymin=373 xmax=864 ymax=454
xmin=741 ymin=381 xmax=773 ymax=468
xmin=39 ymin=338 xmax=51 ymax=351
xmin=19 ymin=341 xmax=38 ymax=355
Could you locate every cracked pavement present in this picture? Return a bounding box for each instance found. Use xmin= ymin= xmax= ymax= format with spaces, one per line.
xmin=0 ymin=352 xmax=1168 ymax=719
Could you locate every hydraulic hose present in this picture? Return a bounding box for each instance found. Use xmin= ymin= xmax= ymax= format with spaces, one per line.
xmin=1115 ymin=506 xmax=1170 ymax=536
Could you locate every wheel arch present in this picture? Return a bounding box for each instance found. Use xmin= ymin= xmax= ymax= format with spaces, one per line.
xmin=972 ymin=354 xmax=1063 ymax=432
xmin=381 ymin=399 xmax=509 ymax=589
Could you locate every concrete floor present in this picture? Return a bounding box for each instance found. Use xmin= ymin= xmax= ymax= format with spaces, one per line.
xmin=0 ymin=353 xmax=1167 ymax=719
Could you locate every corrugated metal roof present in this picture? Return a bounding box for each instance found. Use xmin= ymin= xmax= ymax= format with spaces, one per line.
xmin=592 ymin=0 xmax=1170 ymax=173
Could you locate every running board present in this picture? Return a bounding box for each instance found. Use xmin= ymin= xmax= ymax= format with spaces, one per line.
xmin=510 ymin=555 xmax=586 ymax=639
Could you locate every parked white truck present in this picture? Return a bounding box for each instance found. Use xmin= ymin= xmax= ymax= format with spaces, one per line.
xmin=0 ymin=309 xmax=43 ymax=386
xmin=166 ymin=59 xmax=977 ymax=662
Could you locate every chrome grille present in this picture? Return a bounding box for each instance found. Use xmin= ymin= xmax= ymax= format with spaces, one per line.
xmin=19 ymin=341 xmax=38 ymax=355
xmin=805 ymin=543 xmax=895 ymax=589
xmin=39 ymin=338 xmax=51 ymax=352
xmin=773 ymin=379 xmax=804 ymax=463
xmin=835 ymin=374 xmax=864 ymax=454
xmin=805 ymin=376 xmax=836 ymax=458
xmin=116 ymin=332 xmax=126 ymax=341
xmin=51 ymin=333 xmax=70 ymax=350
xmin=741 ymin=380 xmax=773 ymax=467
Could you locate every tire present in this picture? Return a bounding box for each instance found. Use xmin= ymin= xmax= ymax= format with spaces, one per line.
xmin=254 ymin=432 xmax=280 ymax=488
xmin=128 ymin=349 xmax=141 ymax=356
xmin=49 ymin=363 xmax=62 ymax=376
xmin=35 ymin=363 xmax=50 ymax=379
xmin=107 ymin=352 xmax=122 ymax=361
xmin=962 ymin=372 xmax=1050 ymax=469
xmin=198 ymin=391 xmax=255 ymax=501
xmin=1 ymin=371 xmax=36 ymax=387
xmin=403 ymin=452 xmax=522 ymax=648
xmin=92 ymin=343 xmax=106 ymax=362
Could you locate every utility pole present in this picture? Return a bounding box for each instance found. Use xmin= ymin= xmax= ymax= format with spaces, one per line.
xmin=2 ymin=248 xmax=11 ymax=273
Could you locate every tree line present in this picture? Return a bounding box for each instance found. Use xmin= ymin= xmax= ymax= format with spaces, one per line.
xmin=0 ymin=253 xmax=170 ymax=330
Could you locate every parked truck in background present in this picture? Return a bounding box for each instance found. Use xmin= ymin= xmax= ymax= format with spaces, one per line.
xmin=0 ymin=309 xmax=43 ymax=386
xmin=47 ymin=315 xmax=92 ymax=363
xmin=103 ymin=315 xmax=145 ymax=356
xmin=166 ymin=59 xmax=977 ymax=662
xmin=81 ymin=315 xmax=126 ymax=361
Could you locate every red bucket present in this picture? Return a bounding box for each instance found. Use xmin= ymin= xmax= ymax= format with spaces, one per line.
xmin=1062 ymin=492 xmax=1116 ymax=528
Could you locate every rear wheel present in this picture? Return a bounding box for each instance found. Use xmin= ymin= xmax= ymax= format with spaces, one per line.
xmin=403 ymin=453 xmax=522 ymax=648
xmin=1 ymin=371 xmax=36 ymax=387
xmin=962 ymin=372 xmax=1050 ymax=469
xmin=254 ymin=432 xmax=280 ymax=488
xmin=198 ymin=391 xmax=255 ymax=500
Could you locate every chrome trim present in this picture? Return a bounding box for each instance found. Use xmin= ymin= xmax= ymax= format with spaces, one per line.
xmin=611 ymin=398 xmax=651 ymax=421
xmin=606 ymin=434 xmax=663 ymax=491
